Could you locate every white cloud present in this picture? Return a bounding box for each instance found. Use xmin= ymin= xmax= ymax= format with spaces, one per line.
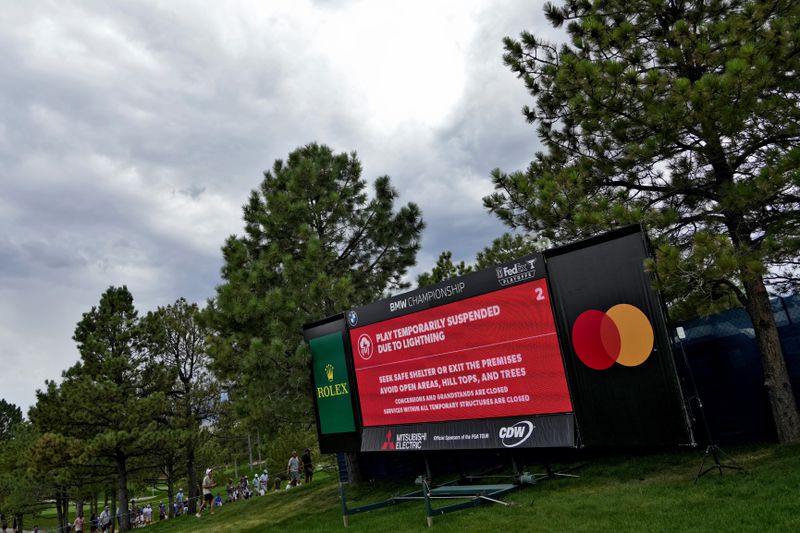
xmin=314 ymin=1 xmax=475 ymax=129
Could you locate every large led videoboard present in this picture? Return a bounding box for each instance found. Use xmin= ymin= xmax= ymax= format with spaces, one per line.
xmin=304 ymin=225 xmax=694 ymax=454
xmin=351 ymin=279 xmax=571 ymax=425
xmin=347 ymin=255 xmax=576 ymax=451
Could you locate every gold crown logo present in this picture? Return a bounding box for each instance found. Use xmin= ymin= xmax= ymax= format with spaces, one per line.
xmin=325 ymin=364 xmax=334 ymax=382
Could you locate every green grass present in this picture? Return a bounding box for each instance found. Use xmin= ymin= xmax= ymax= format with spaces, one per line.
xmin=26 ymin=482 xmax=176 ymax=530
xmin=25 ymin=462 xmax=256 ymax=530
xmin=29 ymin=444 xmax=800 ymax=532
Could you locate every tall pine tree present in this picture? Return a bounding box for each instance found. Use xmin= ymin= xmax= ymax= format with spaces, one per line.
xmin=31 ymin=287 xmax=169 ymax=532
xmin=487 ymin=0 xmax=800 ymax=441
xmin=206 ymin=143 xmax=424 ymax=434
xmin=143 ymin=298 xmax=219 ymax=514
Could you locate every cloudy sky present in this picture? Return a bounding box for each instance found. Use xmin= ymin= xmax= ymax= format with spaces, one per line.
xmin=1 ymin=0 xmax=556 ymax=413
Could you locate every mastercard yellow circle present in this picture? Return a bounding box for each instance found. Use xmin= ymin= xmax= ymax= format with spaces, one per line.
xmin=606 ymin=304 xmax=654 ymax=367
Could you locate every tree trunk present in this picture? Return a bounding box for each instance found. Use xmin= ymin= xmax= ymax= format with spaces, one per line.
xmin=167 ymin=464 xmax=175 ymax=519
xmin=57 ymin=487 xmax=69 ymax=532
xmin=63 ymin=490 xmax=70 ymax=530
xmin=110 ymin=486 xmax=117 ymax=533
xmin=743 ymin=275 xmax=800 ymax=443
xmin=344 ymin=452 xmax=362 ymax=484
xmin=187 ymin=447 xmax=198 ymax=514
xmin=116 ymin=453 xmax=130 ymax=532
xmin=54 ymin=493 xmax=64 ymax=532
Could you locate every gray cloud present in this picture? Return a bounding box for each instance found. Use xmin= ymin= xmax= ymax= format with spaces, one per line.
xmin=0 ymin=0 xmax=556 ymax=413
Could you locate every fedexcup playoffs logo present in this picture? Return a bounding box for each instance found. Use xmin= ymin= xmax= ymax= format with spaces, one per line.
xmin=495 ymin=258 xmax=537 ymax=286
xmin=357 ymin=333 xmax=374 ymax=360
xmin=347 ymin=310 xmax=358 ymax=327
xmin=499 ymin=420 xmax=535 ymax=447
xmin=571 ymin=304 xmax=654 ymax=370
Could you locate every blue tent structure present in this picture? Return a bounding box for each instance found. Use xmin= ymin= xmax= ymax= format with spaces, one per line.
xmin=676 ymin=295 xmax=800 ymax=444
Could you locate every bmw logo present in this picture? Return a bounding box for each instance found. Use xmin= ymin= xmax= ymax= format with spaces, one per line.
xmin=347 ymin=310 xmax=358 ymax=327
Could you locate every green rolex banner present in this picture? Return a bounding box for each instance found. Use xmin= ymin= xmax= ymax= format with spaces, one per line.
xmin=309 ymin=331 xmax=356 ymax=434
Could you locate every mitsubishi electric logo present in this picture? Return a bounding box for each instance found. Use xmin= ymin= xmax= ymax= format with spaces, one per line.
xmin=499 ymin=420 xmax=535 ymax=448
xmin=381 ymin=430 xmax=395 ymax=450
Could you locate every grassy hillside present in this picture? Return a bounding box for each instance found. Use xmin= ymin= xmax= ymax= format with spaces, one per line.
xmin=131 ymin=443 xmax=800 ymax=533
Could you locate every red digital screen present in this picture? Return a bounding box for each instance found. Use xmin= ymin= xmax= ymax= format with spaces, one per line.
xmin=350 ymin=278 xmax=573 ymax=426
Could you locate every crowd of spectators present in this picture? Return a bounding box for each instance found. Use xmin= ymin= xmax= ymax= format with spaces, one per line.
xmin=2 ymin=448 xmax=314 ymax=532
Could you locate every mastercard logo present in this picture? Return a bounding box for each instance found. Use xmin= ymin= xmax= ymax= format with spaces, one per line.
xmin=571 ymin=304 xmax=654 ymax=370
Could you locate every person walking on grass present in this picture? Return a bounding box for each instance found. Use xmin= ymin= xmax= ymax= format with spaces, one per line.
xmin=260 ymin=469 xmax=269 ymax=493
xmin=196 ymin=467 xmax=217 ymax=517
xmin=287 ymin=451 xmax=301 ymax=486
xmin=302 ymin=447 xmax=314 ymax=484
xmin=99 ymin=506 xmax=111 ymax=532
xmin=73 ymin=513 xmax=85 ymax=533
xmin=226 ymin=478 xmax=235 ymax=502
xmin=175 ymin=488 xmax=184 ymax=515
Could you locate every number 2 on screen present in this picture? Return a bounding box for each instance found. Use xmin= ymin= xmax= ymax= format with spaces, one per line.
xmin=534 ymin=287 xmax=545 ymax=301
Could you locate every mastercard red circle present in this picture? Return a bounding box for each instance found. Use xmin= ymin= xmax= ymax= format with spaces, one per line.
xmin=571 ymin=304 xmax=654 ymax=370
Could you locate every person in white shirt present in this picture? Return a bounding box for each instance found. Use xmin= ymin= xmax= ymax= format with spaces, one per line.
xmin=175 ymin=488 xmax=184 ymax=516
xmin=260 ymin=470 xmax=269 ymax=493
xmin=99 ymin=506 xmax=111 ymax=532
xmin=196 ymin=468 xmax=216 ymax=517
xmin=287 ymin=451 xmax=301 ymax=486
xmin=142 ymin=504 xmax=152 ymax=525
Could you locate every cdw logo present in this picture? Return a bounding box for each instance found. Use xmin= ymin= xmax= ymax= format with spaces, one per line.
xmin=498 ymin=421 xmax=534 ymax=448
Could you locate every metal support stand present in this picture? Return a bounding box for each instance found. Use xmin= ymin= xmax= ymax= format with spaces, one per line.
xmin=511 ymin=453 xmax=580 ymax=483
xmin=338 ymin=479 xmax=424 ymax=528
xmin=339 ymin=483 xmax=349 ymax=527
xmin=674 ymin=327 xmax=746 ymax=483
xmin=541 ymin=463 xmax=580 ymax=480
xmin=424 ymin=454 xmax=432 ymax=482
xmin=695 ymin=444 xmax=745 ymax=482
xmin=338 ymin=472 xmax=530 ymax=528
xmin=421 ymin=477 xmax=519 ymax=528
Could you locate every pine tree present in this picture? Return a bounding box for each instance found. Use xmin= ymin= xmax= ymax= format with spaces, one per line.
xmin=417 ymin=233 xmax=548 ymax=286
xmin=0 ymin=410 xmax=43 ymax=533
xmin=143 ymin=298 xmax=219 ymax=514
xmin=206 ymin=143 xmax=424 ymax=433
xmin=0 ymin=400 xmax=22 ymax=442
xmin=487 ymin=0 xmax=800 ymax=441
xmin=31 ymin=287 xmax=170 ymax=531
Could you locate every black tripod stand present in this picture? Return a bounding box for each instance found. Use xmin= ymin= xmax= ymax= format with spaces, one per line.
xmin=673 ymin=328 xmax=746 ymax=483
xmin=691 ymin=395 xmax=745 ymax=483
